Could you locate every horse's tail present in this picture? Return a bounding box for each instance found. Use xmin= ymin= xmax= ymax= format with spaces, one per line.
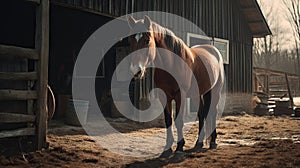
xmin=191 ymin=44 xmax=225 ymax=84
xmin=212 ymin=46 xmax=226 ymax=120
xmin=194 ymin=44 xmax=224 ymax=88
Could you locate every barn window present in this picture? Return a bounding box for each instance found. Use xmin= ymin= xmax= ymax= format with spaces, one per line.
xmin=213 ymin=38 xmax=229 ymax=64
xmin=187 ymin=33 xmax=230 ymax=64
xmin=187 ymin=33 xmax=212 ymax=46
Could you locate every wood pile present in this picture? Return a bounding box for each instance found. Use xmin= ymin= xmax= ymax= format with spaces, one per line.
xmin=253 ymin=92 xmax=270 ymax=116
xmin=273 ymin=99 xmax=294 ymax=116
xmin=253 ymin=92 xmax=295 ymax=116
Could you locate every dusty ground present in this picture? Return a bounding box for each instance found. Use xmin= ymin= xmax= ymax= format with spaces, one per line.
xmin=0 ymin=114 xmax=300 ymax=168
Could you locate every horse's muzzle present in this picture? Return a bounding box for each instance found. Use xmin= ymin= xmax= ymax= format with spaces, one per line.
xmin=134 ymin=69 xmax=144 ymax=79
xmin=130 ymin=63 xmax=146 ymax=79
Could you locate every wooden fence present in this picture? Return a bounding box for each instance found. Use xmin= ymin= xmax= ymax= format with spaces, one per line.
xmin=0 ymin=0 xmax=49 ymax=150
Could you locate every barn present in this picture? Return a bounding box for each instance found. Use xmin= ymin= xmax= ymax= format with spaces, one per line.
xmin=0 ymin=0 xmax=270 ymax=154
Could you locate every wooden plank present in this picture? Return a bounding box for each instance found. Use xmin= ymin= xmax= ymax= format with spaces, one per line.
xmin=0 ymin=128 xmax=35 ymax=139
xmin=51 ymin=1 xmax=117 ymax=19
xmin=0 ymin=113 xmax=35 ymax=123
xmin=35 ymin=0 xmax=49 ymax=150
xmin=0 ymin=72 xmax=38 ymax=80
xmin=0 ymin=44 xmax=39 ymax=60
xmin=25 ymin=0 xmax=40 ymax=5
xmin=0 ymin=90 xmax=37 ymax=101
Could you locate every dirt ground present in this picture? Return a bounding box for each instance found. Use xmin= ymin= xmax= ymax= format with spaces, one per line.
xmin=0 ymin=114 xmax=300 ymax=168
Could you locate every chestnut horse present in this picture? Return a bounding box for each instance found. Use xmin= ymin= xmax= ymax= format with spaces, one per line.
xmin=128 ymin=16 xmax=224 ymax=155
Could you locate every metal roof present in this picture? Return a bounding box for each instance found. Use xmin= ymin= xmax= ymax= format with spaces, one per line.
xmin=239 ymin=0 xmax=272 ymax=38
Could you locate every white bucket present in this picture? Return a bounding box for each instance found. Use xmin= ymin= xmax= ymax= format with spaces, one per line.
xmin=66 ymin=99 xmax=89 ymax=126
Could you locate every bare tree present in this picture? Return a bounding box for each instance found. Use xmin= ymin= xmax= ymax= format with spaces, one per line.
xmin=253 ymin=1 xmax=285 ymax=69
xmin=283 ymin=0 xmax=300 ymax=75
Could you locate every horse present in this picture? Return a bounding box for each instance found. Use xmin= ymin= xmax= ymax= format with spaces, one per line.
xmin=128 ymin=15 xmax=224 ymax=155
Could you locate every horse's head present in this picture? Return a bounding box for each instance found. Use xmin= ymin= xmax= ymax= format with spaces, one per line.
xmin=128 ymin=15 xmax=156 ymax=79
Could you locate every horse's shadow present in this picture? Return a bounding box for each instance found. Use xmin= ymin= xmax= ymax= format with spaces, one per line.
xmin=124 ymin=148 xmax=209 ymax=168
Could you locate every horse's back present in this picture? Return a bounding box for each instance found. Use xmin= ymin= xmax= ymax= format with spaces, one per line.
xmin=191 ymin=44 xmax=223 ymax=64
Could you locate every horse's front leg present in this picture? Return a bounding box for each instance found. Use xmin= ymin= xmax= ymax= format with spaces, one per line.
xmin=159 ymin=100 xmax=174 ymax=158
xmin=174 ymin=91 xmax=186 ymax=152
xmin=163 ymin=102 xmax=174 ymax=151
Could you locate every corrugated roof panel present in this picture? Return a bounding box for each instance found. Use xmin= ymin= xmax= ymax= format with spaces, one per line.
xmin=50 ymin=0 xmax=271 ymax=37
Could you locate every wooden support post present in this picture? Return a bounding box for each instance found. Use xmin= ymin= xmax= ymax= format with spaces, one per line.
xmin=35 ymin=0 xmax=49 ymax=150
xmin=285 ymin=73 xmax=294 ymax=108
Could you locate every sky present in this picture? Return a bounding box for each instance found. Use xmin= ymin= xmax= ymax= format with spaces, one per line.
xmin=257 ymin=0 xmax=295 ymax=50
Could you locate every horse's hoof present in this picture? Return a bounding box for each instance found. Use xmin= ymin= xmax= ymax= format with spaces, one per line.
xmin=175 ymin=139 xmax=185 ymax=152
xmin=175 ymin=147 xmax=184 ymax=152
xmin=193 ymin=142 xmax=204 ymax=151
xmin=159 ymin=149 xmax=173 ymax=158
xmin=174 ymin=150 xmax=185 ymax=155
xmin=209 ymin=142 xmax=218 ymax=149
xmin=173 ymin=151 xmax=186 ymax=159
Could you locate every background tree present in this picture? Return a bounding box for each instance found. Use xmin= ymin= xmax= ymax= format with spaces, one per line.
xmin=254 ymin=0 xmax=299 ymax=75
xmin=283 ymin=0 xmax=300 ymax=75
xmin=253 ymin=1 xmax=286 ymax=69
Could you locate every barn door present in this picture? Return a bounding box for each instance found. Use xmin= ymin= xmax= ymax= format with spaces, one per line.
xmin=0 ymin=0 xmax=49 ymax=151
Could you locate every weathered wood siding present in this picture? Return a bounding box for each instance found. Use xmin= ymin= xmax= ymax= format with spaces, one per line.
xmin=52 ymin=0 xmax=254 ymax=94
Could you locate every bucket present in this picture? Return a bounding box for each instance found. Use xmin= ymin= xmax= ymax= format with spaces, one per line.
xmin=66 ymin=99 xmax=89 ymax=126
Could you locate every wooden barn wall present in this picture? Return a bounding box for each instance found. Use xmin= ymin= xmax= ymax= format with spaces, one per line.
xmin=0 ymin=1 xmax=36 ymax=128
xmin=52 ymin=0 xmax=254 ymax=94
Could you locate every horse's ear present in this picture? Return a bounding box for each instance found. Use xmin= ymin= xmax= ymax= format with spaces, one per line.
xmin=128 ymin=15 xmax=136 ymax=29
xmin=144 ymin=15 xmax=152 ymax=29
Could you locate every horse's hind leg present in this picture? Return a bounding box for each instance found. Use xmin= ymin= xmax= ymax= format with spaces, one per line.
xmin=194 ymin=91 xmax=211 ymax=149
xmin=208 ymin=83 xmax=222 ymax=149
xmin=194 ymin=95 xmax=205 ymax=149
xmin=207 ymin=110 xmax=217 ymax=149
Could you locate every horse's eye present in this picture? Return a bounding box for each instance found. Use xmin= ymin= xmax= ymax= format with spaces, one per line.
xmin=145 ymin=39 xmax=150 ymax=44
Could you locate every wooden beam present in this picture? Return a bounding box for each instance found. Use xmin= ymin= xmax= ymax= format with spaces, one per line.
xmin=0 ymin=113 xmax=35 ymax=123
xmin=0 ymin=128 xmax=35 ymax=139
xmin=285 ymin=74 xmax=295 ymax=107
xmin=0 ymin=72 xmax=38 ymax=80
xmin=25 ymin=0 xmax=40 ymax=5
xmin=248 ymin=20 xmax=263 ymax=24
xmin=0 ymin=44 xmax=39 ymax=60
xmin=0 ymin=90 xmax=37 ymax=101
xmin=240 ymin=5 xmax=256 ymax=9
xmin=51 ymin=1 xmax=117 ymax=19
xmin=35 ymin=0 xmax=49 ymax=150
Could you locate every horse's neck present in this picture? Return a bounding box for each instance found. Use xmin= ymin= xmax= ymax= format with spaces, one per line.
xmin=151 ymin=23 xmax=194 ymax=66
